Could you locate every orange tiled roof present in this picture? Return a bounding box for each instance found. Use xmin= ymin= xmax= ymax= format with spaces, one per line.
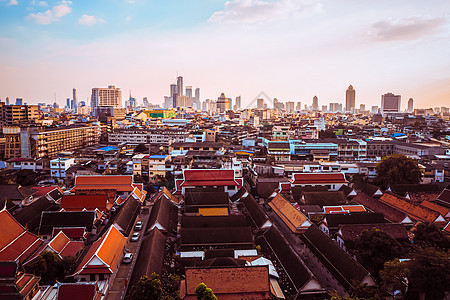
xmin=198 ymin=207 xmax=229 ymax=216
xmin=379 ymin=193 xmax=439 ymax=223
xmin=420 ymin=200 xmax=449 ymax=217
xmin=73 ymin=225 xmax=126 ymax=276
xmin=269 ymin=194 xmax=310 ymax=233
xmin=48 ymin=231 xmax=70 ymax=253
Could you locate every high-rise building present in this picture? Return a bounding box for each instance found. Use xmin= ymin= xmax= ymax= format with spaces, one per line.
xmin=73 ymin=88 xmax=78 ymax=109
xmin=195 ymin=88 xmax=200 ymax=102
xmin=312 ymin=96 xmax=319 ymax=111
xmin=286 ymin=101 xmax=295 ymax=113
xmin=360 ymin=104 xmax=365 ymax=111
xmin=273 ymin=98 xmax=284 ymax=110
xmin=407 ymin=98 xmax=414 ymax=113
xmin=217 ymin=93 xmax=230 ymax=112
xmin=170 ymin=84 xmax=177 ymax=99
xmin=15 ymin=98 xmax=23 ymax=105
xmin=371 ymin=106 xmax=379 ymax=114
xmin=66 ymin=98 xmax=70 ymax=108
xmin=322 ymin=105 xmax=328 ymax=112
xmin=6 ymin=97 xmax=9 ymax=105
xmin=91 ymin=85 xmax=122 ymax=108
xmin=296 ymin=102 xmax=302 ymax=112
xmin=177 ymin=76 xmax=183 ymax=97
xmin=381 ymin=92 xmax=401 ymax=113
xmin=143 ymin=97 xmax=149 ymax=107
xmin=329 ymin=103 xmax=342 ymax=112
xmin=186 ymin=86 xmax=192 ymax=99
xmin=256 ymin=98 xmax=264 ymax=109
xmin=235 ymin=96 xmax=241 ymax=110
xmin=345 ymin=85 xmax=355 ymax=112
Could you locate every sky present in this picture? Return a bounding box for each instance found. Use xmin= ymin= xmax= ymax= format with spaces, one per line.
xmin=0 ymin=0 xmax=449 ymax=110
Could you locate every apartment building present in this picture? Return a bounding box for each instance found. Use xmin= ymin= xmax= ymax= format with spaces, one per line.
xmin=108 ymin=128 xmax=190 ymax=145
xmin=0 ymin=102 xmax=40 ymax=128
xmin=28 ymin=124 xmax=103 ymax=158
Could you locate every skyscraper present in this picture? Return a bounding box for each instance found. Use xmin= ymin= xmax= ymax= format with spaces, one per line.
xmin=346 ymin=85 xmax=355 ymax=112
xmin=66 ymin=98 xmax=70 ymax=108
xmin=91 ymin=85 xmax=122 ymax=108
xmin=5 ymin=97 xmax=9 ymax=105
xmin=381 ymin=92 xmax=401 ymax=113
xmin=217 ymin=93 xmax=230 ymax=112
xmin=235 ymin=96 xmax=241 ymax=110
xmin=312 ymin=96 xmax=319 ymax=111
xmin=256 ymin=98 xmax=264 ymax=109
xmin=73 ymin=88 xmax=78 ymax=109
xmin=15 ymin=98 xmax=23 ymax=105
xmin=407 ymin=98 xmax=414 ymax=113
xmin=186 ymin=86 xmax=192 ymax=99
xmin=177 ymin=76 xmax=183 ymax=97
xmin=195 ymin=88 xmax=200 ymax=101
xmin=170 ymin=84 xmax=177 ymax=98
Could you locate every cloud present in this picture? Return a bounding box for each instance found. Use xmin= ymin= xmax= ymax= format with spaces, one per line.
xmin=52 ymin=0 xmax=71 ymax=17
xmin=8 ymin=0 xmax=18 ymax=5
xmin=27 ymin=0 xmax=71 ymax=24
xmin=125 ymin=0 xmax=135 ymax=3
xmin=125 ymin=16 xmax=131 ymax=22
xmin=38 ymin=1 xmax=47 ymax=7
xmin=209 ymin=0 xmax=323 ymax=24
xmin=369 ymin=16 xmax=446 ymax=41
xmin=78 ymin=14 xmax=105 ymax=26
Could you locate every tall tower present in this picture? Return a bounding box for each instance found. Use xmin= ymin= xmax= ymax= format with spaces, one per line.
xmin=177 ymin=76 xmax=183 ymax=97
xmin=407 ymin=98 xmax=414 ymax=113
xmin=186 ymin=86 xmax=192 ymax=99
xmin=312 ymin=96 xmax=319 ymax=111
xmin=73 ymin=88 xmax=78 ymax=109
xmin=346 ymin=85 xmax=355 ymax=112
xmin=235 ymin=96 xmax=241 ymax=110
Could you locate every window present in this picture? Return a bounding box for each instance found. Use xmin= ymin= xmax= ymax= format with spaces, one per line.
xmin=227 ymin=186 xmax=235 ymax=190
xmin=90 ymin=274 xmax=96 ymax=281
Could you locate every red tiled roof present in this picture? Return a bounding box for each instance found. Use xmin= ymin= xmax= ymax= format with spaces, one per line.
xmin=73 ymin=175 xmax=134 ymax=192
xmin=57 ymin=283 xmax=96 ymax=300
xmin=32 ymin=186 xmax=63 ymax=197
xmin=269 ymin=194 xmax=310 ymax=233
xmin=292 ymin=173 xmax=347 ymax=185
xmin=352 ymin=193 xmax=407 ymax=223
xmin=179 ymin=169 xmax=243 ymax=189
xmin=184 ymin=266 xmax=270 ymax=297
xmin=61 ymin=195 xmax=108 ymax=211
xmin=0 ymin=208 xmax=44 ymax=263
xmin=53 ymin=227 xmax=87 ymax=239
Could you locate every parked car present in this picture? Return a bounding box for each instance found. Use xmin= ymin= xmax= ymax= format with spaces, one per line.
xmin=122 ymin=253 xmax=133 ymax=264
xmin=131 ymin=232 xmax=139 ymax=242
xmin=134 ymin=221 xmax=143 ymax=231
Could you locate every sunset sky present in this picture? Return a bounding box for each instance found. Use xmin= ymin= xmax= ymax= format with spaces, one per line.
xmin=0 ymin=0 xmax=449 ymax=109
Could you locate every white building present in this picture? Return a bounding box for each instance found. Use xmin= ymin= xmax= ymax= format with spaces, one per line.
xmin=50 ymin=157 xmax=75 ymax=178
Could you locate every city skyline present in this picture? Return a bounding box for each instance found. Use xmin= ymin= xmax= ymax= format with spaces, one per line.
xmin=0 ymin=0 xmax=449 ymax=108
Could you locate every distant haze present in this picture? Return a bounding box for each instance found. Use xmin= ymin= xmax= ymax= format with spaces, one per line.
xmin=0 ymin=0 xmax=449 ymax=109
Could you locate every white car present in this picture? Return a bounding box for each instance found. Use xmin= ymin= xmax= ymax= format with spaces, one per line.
xmin=131 ymin=232 xmax=139 ymax=242
xmin=122 ymin=253 xmax=133 ymax=264
xmin=134 ymin=221 xmax=143 ymax=231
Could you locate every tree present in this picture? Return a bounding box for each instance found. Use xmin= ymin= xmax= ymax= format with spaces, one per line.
xmin=130 ymin=273 xmax=163 ymax=300
xmin=379 ymin=259 xmax=408 ymax=298
xmin=319 ymin=129 xmax=337 ymax=139
xmin=375 ymin=154 xmax=421 ymax=188
xmin=195 ymin=283 xmax=217 ymax=300
xmin=407 ymin=247 xmax=450 ymax=300
xmin=354 ymin=228 xmax=404 ymax=276
xmin=413 ymin=222 xmax=450 ymax=251
xmin=24 ymin=251 xmax=65 ymax=284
